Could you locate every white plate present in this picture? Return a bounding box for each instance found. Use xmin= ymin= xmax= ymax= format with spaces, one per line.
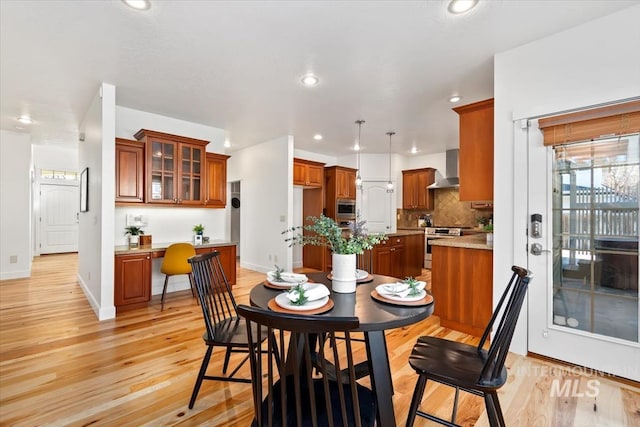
xmin=266 ymin=278 xmax=299 ymax=288
xmin=355 ymin=269 xmax=369 ymax=280
xmin=266 ymin=271 xmax=308 ymax=287
xmin=274 ymin=293 xmax=330 ymax=311
xmin=377 ymin=288 xmax=427 ymax=302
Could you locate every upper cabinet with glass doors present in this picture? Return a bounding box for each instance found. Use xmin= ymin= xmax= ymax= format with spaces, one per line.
xmin=134 ymin=129 xmax=209 ymax=206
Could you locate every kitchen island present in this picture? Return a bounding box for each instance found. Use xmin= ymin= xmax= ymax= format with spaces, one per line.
xmin=114 ymin=240 xmax=237 ymax=312
xmin=430 ymin=233 xmax=493 ymax=336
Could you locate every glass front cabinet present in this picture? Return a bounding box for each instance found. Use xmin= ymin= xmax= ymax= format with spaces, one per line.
xmin=135 ymin=129 xmax=209 ymax=206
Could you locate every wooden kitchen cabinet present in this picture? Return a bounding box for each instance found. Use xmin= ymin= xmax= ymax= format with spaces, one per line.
xmin=135 ymin=129 xmax=209 ymax=206
xmin=403 ymin=233 xmax=424 ymax=278
xmin=293 ymin=158 xmax=324 ymax=188
xmin=325 ymin=165 xmax=357 ymax=220
xmin=373 ymin=236 xmax=405 ymax=278
xmin=402 ymin=168 xmax=436 ymax=210
xmin=114 ymin=253 xmax=151 ymax=311
xmin=453 ymin=98 xmax=494 ymax=202
xmin=194 ymin=244 xmax=237 ymax=285
xmin=431 ymin=245 xmax=493 ymax=336
xmin=204 ymin=153 xmax=230 ymax=208
xmin=326 ymin=166 xmax=356 ymax=199
xmin=115 ymin=138 xmax=145 ymax=204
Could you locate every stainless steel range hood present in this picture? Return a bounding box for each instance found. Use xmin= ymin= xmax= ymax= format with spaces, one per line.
xmin=427 ymin=149 xmax=459 ymax=189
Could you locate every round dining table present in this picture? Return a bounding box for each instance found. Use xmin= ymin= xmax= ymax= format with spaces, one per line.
xmin=249 ymin=272 xmax=434 ymax=427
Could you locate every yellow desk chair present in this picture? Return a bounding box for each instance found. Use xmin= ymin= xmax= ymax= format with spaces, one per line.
xmin=160 ymin=243 xmax=197 ymax=310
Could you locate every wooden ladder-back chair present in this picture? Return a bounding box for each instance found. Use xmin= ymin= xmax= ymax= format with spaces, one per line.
xmin=237 ymin=304 xmax=377 ymax=427
xmin=405 ymin=265 xmax=532 ymax=427
xmin=187 ymin=251 xmax=268 ymax=409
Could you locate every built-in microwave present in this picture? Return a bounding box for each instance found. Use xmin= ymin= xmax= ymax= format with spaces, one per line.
xmin=336 ymin=198 xmax=356 ymax=220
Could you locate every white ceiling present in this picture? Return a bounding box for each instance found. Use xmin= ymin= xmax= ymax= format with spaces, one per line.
xmin=1 ymin=0 xmax=637 ymax=156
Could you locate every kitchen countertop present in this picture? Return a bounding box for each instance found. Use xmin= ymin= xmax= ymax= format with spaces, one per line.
xmin=429 ymin=233 xmax=493 ymax=251
xmin=386 ymin=229 xmax=426 ymax=237
xmin=115 ymin=240 xmax=237 ymax=256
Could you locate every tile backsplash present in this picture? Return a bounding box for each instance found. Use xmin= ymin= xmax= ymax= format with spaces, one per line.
xmin=397 ymin=188 xmax=491 ymax=228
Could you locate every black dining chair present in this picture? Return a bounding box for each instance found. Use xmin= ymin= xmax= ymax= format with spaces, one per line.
xmin=405 ymin=265 xmax=532 ymax=427
xmin=237 ymin=304 xmax=377 ymax=427
xmin=187 ymin=251 xmax=269 ymax=409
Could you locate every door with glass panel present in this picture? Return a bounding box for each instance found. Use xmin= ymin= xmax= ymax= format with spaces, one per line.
xmin=527 ymin=121 xmax=639 ymax=381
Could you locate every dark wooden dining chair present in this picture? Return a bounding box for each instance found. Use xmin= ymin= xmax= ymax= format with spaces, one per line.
xmin=187 ymin=251 xmax=267 ymax=409
xmin=237 ymin=304 xmax=377 ymax=427
xmin=405 ymin=265 xmax=531 ymax=427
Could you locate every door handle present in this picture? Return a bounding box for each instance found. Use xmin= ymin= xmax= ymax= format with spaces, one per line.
xmin=530 ymin=243 xmax=551 ymax=256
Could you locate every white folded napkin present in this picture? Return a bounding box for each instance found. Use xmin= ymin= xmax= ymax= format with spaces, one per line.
xmin=376 ymin=281 xmax=426 ymax=298
xmin=286 ymin=283 xmax=330 ymax=303
xmin=268 ymin=271 xmax=308 ymax=283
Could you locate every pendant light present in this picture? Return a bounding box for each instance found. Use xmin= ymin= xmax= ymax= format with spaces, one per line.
xmin=355 ymin=120 xmax=364 ymax=189
xmin=386 ymin=131 xmax=395 ymax=193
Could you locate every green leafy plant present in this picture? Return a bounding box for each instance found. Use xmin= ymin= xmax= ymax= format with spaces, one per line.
xmin=283 ymin=215 xmax=387 ymax=255
xmin=272 ymin=265 xmax=284 ymax=281
xmin=484 ymin=224 xmax=494 ymax=233
xmin=403 ymin=277 xmax=422 ymax=296
xmin=124 ymin=226 xmax=144 ymax=236
xmin=477 ymin=216 xmax=491 ymax=226
xmin=193 ymin=224 xmax=205 ymax=234
xmin=287 ymin=283 xmax=308 ymax=306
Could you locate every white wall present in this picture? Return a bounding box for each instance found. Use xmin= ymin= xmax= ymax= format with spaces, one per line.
xmin=228 ymin=135 xmax=293 ymax=272
xmin=116 ymin=106 xmax=226 ymax=154
xmin=32 ymin=145 xmax=78 ymax=171
xmin=494 ymin=5 xmax=640 ymax=354
xmin=77 ymin=83 xmax=116 ymax=321
xmin=0 ymin=130 xmax=32 ymax=280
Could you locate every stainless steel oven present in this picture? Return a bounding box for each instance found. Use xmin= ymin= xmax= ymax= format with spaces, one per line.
xmin=424 ymin=227 xmax=462 ymax=269
xmin=336 ymin=198 xmax=356 ymax=220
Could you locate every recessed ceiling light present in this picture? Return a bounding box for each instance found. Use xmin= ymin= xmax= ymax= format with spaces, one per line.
xmin=449 ymin=95 xmax=462 ymax=103
xmin=354 ymin=142 xmax=360 ymax=151
xmin=301 ymin=73 xmax=319 ymax=87
xmin=313 ymin=134 xmax=323 ymax=141
xmin=122 ymin=0 xmax=151 ymax=11
xmin=224 ymin=139 xmax=231 ymax=148
xmin=447 ymin=0 xmax=478 ymax=14
xmin=411 ymin=147 xmax=418 ymax=154
xmin=17 ymin=115 xmax=33 ymax=124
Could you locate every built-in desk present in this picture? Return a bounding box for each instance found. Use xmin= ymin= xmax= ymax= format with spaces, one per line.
xmin=114 ymin=241 xmax=237 ymax=312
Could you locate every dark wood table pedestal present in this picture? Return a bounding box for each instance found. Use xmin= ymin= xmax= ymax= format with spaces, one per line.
xmin=249 ymin=272 xmax=434 ymax=427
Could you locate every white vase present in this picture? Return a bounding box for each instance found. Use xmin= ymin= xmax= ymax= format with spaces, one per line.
xmin=331 ymin=253 xmax=357 ymax=293
xmin=486 ymin=233 xmax=494 ymax=246
xmin=129 ymin=235 xmax=139 ymax=248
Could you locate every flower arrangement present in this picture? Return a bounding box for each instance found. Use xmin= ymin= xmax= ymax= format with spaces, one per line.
xmin=283 ymin=215 xmax=387 ymax=255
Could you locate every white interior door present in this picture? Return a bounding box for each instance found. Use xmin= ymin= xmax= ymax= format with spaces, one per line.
xmin=40 ymin=183 xmax=79 ymax=254
xmin=527 ymin=121 xmax=639 ymax=381
xmin=359 ymin=181 xmax=395 ymax=233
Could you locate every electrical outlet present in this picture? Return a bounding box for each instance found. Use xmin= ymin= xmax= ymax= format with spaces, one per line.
xmin=268 ymin=254 xmax=272 ymax=261
xmin=88 ymin=271 xmax=91 ymax=280
xmin=9 ymin=255 xmax=17 ymax=264
xmin=274 ymin=255 xmax=278 ymax=263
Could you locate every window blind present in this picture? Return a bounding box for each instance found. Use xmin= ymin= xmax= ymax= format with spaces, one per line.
xmin=538 ymin=99 xmax=640 ymax=146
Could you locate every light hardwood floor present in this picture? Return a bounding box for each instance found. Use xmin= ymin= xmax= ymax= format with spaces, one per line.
xmin=1 ymin=253 xmax=638 ymax=426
